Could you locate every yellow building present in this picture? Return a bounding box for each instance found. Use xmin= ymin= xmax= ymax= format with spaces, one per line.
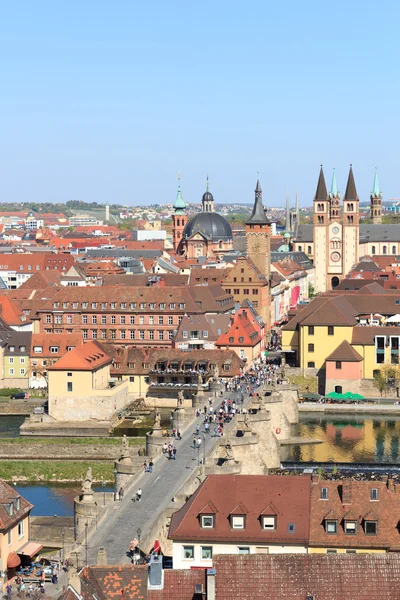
xmin=0 ymin=481 xmax=41 ymax=588
xmin=283 ymin=285 xmax=400 ymax=395
xmin=48 ymin=341 xmax=129 ymax=421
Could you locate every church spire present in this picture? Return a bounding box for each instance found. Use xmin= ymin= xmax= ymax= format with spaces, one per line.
xmin=330 ymin=168 xmax=339 ymax=198
xmin=173 ymin=172 xmax=186 ymax=214
xmin=246 ymin=179 xmax=270 ymax=225
xmin=315 ymin=165 xmax=328 ymax=200
xmin=285 ymin=191 xmax=291 ymax=232
xmin=344 ymin=164 xmax=358 ymax=201
xmin=372 ymin=168 xmax=381 ymax=197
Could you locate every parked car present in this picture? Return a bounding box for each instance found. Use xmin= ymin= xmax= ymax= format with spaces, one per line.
xmin=10 ymin=392 xmax=27 ymax=400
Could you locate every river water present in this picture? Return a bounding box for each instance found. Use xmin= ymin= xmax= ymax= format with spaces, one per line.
xmin=282 ymin=413 xmax=400 ymax=464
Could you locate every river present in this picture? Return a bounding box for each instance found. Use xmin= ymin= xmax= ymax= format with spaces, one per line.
xmin=282 ymin=413 xmax=400 ymax=464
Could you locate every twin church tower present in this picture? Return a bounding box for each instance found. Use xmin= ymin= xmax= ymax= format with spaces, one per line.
xmin=312 ymin=165 xmax=382 ymax=293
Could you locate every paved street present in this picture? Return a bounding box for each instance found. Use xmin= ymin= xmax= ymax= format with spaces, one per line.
xmin=87 ymin=390 xmax=244 ymax=564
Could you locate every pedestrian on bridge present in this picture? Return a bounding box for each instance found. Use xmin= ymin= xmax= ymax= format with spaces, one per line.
xmin=173 ymin=447 xmax=177 ymax=460
xmin=196 ymin=424 xmax=200 ymax=435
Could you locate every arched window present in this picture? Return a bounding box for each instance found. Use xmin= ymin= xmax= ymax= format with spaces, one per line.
xmin=347 ymin=215 xmax=353 ymax=224
xmin=372 ymin=245 xmax=376 ymax=255
xmin=298 ymin=245 xmax=303 ymax=252
xmin=383 ymin=246 xmax=387 ymax=255
xmin=331 ymin=276 xmax=339 ymax=289
xmin=393 ymin=246 xmax=397 ymax=255
xmin=318 ymin=216 xmax=324 ymax=224
xmin=177 ymin=219 xmax=180 ymax=227
xmin=307 ymin=246 xmax=312 ymax=254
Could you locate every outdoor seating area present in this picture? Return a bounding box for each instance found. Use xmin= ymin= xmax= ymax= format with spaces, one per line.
xmin=16 ymin=558 xmax=59 ymax=584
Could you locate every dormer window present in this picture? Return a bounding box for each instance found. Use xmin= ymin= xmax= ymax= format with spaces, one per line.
xmin=325 ymin=520 xmax=338 ymax=534
xmin=365 ymin=520 xmax=377 ymax=535
xmin=231 ymin=516 xmax=245 ymax=529
xmin=201 ymin=515 xmax=214 ymax=528
xmin=370 ymin=488 xmax=379 ymax=501
xmin=262 ymin=516 xmax=276 ymax=530
xmin=344 ymin=521 xmax=357 ymax=535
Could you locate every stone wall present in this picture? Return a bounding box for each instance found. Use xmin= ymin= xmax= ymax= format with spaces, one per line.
xmin=49 ymin=380 xmax=129 ymax=422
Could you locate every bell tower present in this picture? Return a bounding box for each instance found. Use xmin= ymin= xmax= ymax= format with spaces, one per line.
xmin=342 ymin=164 xmax=360 ymax=276
xmin=245 ymin=179 xmax=271 ymax=331
xmin=171 ymin=175 xmax=187 ymax=253
xmin=313 ymin=166 xmax=330 ymax=293
xmin=370 ymin=168 xmax=382 ymax=224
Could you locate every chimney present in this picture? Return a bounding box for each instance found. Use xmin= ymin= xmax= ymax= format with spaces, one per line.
xmin=342 ymin=480 xmax=352 ymax=504
xmin=388 ymin=478 xmax=395 ymax=493
xmin=207 ymin=568 xmax=216 ymax=600
xmin=311 ymin=473 xmax=319 ymax=484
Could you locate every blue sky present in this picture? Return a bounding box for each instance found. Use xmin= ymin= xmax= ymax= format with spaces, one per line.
xmin=1 ymin=0 xmax=399 ymax=207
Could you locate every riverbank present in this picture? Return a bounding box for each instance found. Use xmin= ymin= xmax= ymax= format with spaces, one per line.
xmin=0 ymin=398 xmax=44 ymax=415
xmin=0 ymin=460 xmax=116 ymax=482
xmin=299 ymin=403 xmax=400 ymax=414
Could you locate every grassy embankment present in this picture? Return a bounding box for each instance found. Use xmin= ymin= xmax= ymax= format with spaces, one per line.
xmin=0 ymin=437 xmax=145 ymax=482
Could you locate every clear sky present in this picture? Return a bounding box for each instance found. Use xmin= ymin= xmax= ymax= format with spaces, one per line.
xmin=1 ymin=0 xmax=399 ymax=207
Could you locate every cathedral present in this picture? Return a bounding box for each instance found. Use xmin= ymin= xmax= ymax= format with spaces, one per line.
xmin=172 ymin=178 xmax=233 ymax=259
xmin=293 ymin=165 xmax=400 ymax=293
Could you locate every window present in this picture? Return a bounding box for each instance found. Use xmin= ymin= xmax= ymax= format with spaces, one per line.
xmin=371 ymin=488 xmax=379 ymax=501
xmin=9 ymin=368 xmax=14 ymax=375
xmin=50 ymin=346 xmax=59 ymax=353
xmin=20 ymin=368 xmax=25 ymax=375
xmin=376 ymin=336 xmax=386 ymax=364
xmin=390 ymin=337 xmax=400 ymax=364
xmin=158 ymin=316 xmax=164 ymax=325
xmin=344 ymin=521 xmax=357 ymax=535
xmin=9 ymin=357 xmax=14 ymax=364
xmin=182 ymin=546 xmax=194 ymax=560
xmin=111 ymin=330 xmax=116 ymax=339
xmin=129 ymin=376 xmax=135 ymax=383
xmin=83 ymin=330 xmax=88 ymax=339
xmin=18 ymin=520 xmax=24 ymax=538
xmin=149 ymin=331 xmax=154 ymax=340
xmin=83 ymin=315 xmax=88 ymax=324
xmin=262 ymin=516 xmax=276 ymax=530
xmin=67 ymin=315 xmax=73 ymax=324
xmin=229 ymin=337 xmax=234 ymax=344
xmin=121 ymin=302 xmax=126 ymax=309
xmin=91 ymin=302 xmax=97 ymax=309
xmin=233 ymin=288 xmax=240 ymax=295
xmin=130 ymin=330 xmax=135 ymax=340
xmin=149 ymin=303 xmax=156 ymax=310
xmin=168 ymin=316 xmax=173 ymax=325
xmin=120 ymin=316 xmax=126 ymax=325
xmin=102 ymin=315 xmax=107 ymax=324
xmin=45 ymin=316 xmax=51 ymax=324
xmin=139 ymin=331 xmax=145 ymax=340
xmin=326 ymin=549 xmax=337 ymax=554
xmin=170 ymin=303 xmax=175 ymax=309
xmin=111 ymin=302 xmax=116 ymax=309
xmin=201 ymin=546 xmax=213 ymax=560
xmin=81 ymin=302 xmax=87 ymax=309
xmin=308 ymin=326 xmax=314 ymax=335
xmin=335 ymin=361 xmax=342 ymax=370
xmin=160 ymin=303 xmax=165 ymax=310
xmin=365 ymin=521 xmax=377 ymax=535
xmin=158 ymin=331 xmax=164 ymax=340
xmin=20 ymin=357 xmax=25 ymax=364
xmin=101 ymin=303 xmax=107 ymax=309
xmin=238 ymin=547 xmax=250 ymax=554
xmin=320 ymin=487 xmax=328 ymax=500
xmin=326 ymin=520 xmax=337 ymax=534
xmin=67 ymin=382 xmax=73 ymax=392
xmin=111 ymin=315 xmax=116 ymax=324
xmin=243 ymin=289 xmax=249 ymax=295
xmin=372 ymin=245 xmax=376 ymax=255
xmin=308 ymin=344 xmax=314 ymax=352
xmin=328 ymin=326 xmax=334 ymax=335
xmin=231 ymin=516 xmax=245 ymax=529
xmin=67 ymin=372 xmax=72 ymax=377
xmin=139 ymin=316 xmax=145 ymax=325
xmin=120 ymin=330 xmax=126 ymax=340
xmin=288 ymin=523 xmax=295 ymax=533
xmin=130 ymin=316 xmax=135 ymax=325
xmin=201 ymin=515 xmax=214 ymax=528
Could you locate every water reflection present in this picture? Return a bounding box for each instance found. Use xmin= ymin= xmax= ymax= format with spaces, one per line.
xmin=15 ymin=483 xmax=115 ymax=516
xmin=283 ymin=413 xmax=400 ymax=463
xmin=0 ymin=416 xmax=26 ymax=437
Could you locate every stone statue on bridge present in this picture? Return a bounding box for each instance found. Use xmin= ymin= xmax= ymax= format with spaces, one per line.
xmin=154 ymin=410 xmax=161 ymax=429
xmin=224 ymin=442 xmax=235 ymax=461
xmin=177 ymin=390 xmax=184 ymax=407
xmin=121 ymin=434 xmax=129 ymax=459
xmin=243 ymin=413 xmax=252 ymax=432
xmin=82 ymin=466 xmax=93 ymax=494
xmin=213 ymin=364 xmax=219 ymax=381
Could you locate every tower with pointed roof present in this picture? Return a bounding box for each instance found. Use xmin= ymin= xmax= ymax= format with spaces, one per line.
xmin=342 ymin=164 xmax=359 ymax=276
xmin=202 ymin=175 xmax=215 ymax=213
xmin=171 ymin=175 xmax=188 ymax=252
xmin=245 ymin=179 xmax=271 ymax=333
xmin=370 ymin=168 xmax=382 ymax=224
xmin=329 ymin=169 xmax=340 ymax=220
xmin=313 ymin=166 xmax=330 ymax=292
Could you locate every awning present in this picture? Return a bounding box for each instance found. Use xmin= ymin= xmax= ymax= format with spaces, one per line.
xmin=7 ymin=552 xmax=21 ymax=569
xmin=17 ymin=542 xmax=43 ymax=558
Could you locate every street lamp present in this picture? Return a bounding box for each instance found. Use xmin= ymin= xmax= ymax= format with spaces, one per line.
xmin=203 ymin=434 xmax=206 ymax=465
xmin=85 ymin=522 xmax=88 ymax=565
xmin=137 ymin=527 xmax=142 ymax=564
xmin=61 ymin=528 xmax=65 ymax=564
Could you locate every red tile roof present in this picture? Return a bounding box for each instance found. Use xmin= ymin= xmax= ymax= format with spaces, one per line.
xmin=30 ymin=333 xmax=81 ymax=358
xmin=325 ymin=340 xmax=363 ymax=362
xmin=309 ymin=478 xmax=400 ymax=550
xmin=213 ymin=554 xmax=400 ymax=600
xmin=48 ymin=341 xmax=111 ymax=371
xmin=169 ymin=474 xmax=311 ymax=545
xmin=80 ymin=565 xmax=147 ymax=599
xmin=0 ymin=480 xmax=33 ymax=531
xmin=216 ymin=308 xmax=261 ymax=348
